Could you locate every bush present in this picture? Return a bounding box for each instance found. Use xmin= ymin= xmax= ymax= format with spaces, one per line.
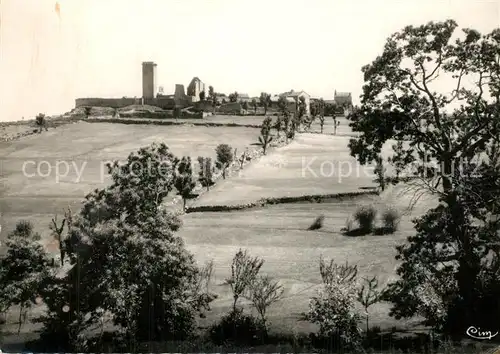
xmin=354 ymin=206 xmax=377 ymax=231
xmin=308 ymin=215 xmax=325 ymax=230
xmin=209 ymin=308 xmax=266 ymax=345
xmin=302 ymin=257 xmax=363 ymax=351
xmin=381 ymin=208 xmax=400 ymax=231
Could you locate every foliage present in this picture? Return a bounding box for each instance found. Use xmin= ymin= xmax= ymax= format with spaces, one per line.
xmin=303 ymin=257 xmax=363 ymax=351
xmin=251 ymin=98 xmax=258 ymax=114
xmin=297 ymin=96 xmax=307 ymax=127
xmin=35 ymin=113 xmax=47 ymax=132
xmin=385 ymin=199 xmax=500 ymax=335
xmin=324 ymin=102 xmax=338 ymax=116
xmin=381 ymin=208 xmax=400 ymax=232
xmin=244 ymin=275 xmax=284 ymax=331
xmin=0 ymin=220 xmax=52 ymax=334
xmin=308 ymin=215 xmax=325 ymax=230
xmin=199 ymin=90 xmax=206 ymax=101
xmin=229 ymin=91 xmax=239 ymax=103
xmin=277 ymin=96 xmax=291 ymax=142
xmin=357 ymin=276 xmax=385 ymax=333
xmin=208 ymin=86 xmax=217 ymax=113
xmin=347 ymin=19 xmax=500 ymax=335
xmin=37 ymin=144 xmax=216 ymax=350
xmin=197 ymin=156 xmax=214 ymax=191
xmin=174 ymin=156 xmax=196 ymax=209
xmin=257 ymin=116 xmax=274 ymax=155
xmin=209 ymin=308 xmax=266 ymax=345
xmin=241 ymin=100 xmax=249 ymax=110
xmin=259 ymin=92 xmax=271 ymax=115
xmin=226 ymin=249 xmax=264 ymax=312
xmin=354 ymin=205 xmax=377 ymax=232
xmin=215 ymin=143 xmax=234 ymax=179
xmin=79 ymin=143 xmax=178 ymax=227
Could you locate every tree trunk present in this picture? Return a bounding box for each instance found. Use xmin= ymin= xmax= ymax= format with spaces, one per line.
xmin=18 ymin=303 xmax=23 ymax=334
xmin=366 ymin=314 xmax=369 ymax=334
xmin=222 ymin=169 xmax=226 ymax=179
xmin=441 ymin=158 xmax=481 ymax=335
xmin=183 ymin=197 xmax=186 ymax=210
xmin=232 ymin=296 xmax=238 ymax=313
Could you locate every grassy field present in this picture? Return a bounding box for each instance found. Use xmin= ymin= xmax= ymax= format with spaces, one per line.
xmin=179 ymin=190 xmax=433 ymax=333
xmin=0 ymin=114 xmax=444 ymax=348
xmin=191 ymin=132 xmax=375 ymax=207
xmin=0 ymin=121 xmax=261 ymax=245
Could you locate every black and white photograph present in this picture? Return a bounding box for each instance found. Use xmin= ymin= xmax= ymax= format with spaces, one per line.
xmin=1 ymin=0 xmax=500 ymax=352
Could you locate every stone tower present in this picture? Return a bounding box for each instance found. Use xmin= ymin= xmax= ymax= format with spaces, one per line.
xmin=142 ymin=61 xmax=157 ymax=99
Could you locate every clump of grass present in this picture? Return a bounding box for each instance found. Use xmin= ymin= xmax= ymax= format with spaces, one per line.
xmin=354 ymin=206 xmax=377 ymax=232
xmin=381 ymin=208 xmax=400 ymax=232
xmin=308 ymin=215 xmax=325 ymax=230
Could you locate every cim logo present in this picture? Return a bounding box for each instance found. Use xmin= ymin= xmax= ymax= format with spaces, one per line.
xmin=466 ymin=326 xmax=499 ymax=340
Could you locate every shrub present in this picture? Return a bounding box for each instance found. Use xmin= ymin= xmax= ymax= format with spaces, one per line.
xmin=354 ymin=206 xmax=377 ymax=231
xmin=209 ymin=308 xmax=266 ymax=345
xmin=303 ymin=257 xmax=363 ymax=351
xmin=244 ymin=275 xmax=284 ymax=332
xmin=308 ymin=215 xmax=325 ymax=230
xmin=381 ymin=208 xmax=400 ymax=232
xmin=226 ymin=249 xmax=264 ymax=312
xmin=215 ymin=144 xmax=234 ymax=179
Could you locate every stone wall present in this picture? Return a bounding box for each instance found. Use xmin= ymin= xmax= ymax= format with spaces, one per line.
xmin=75 ymin=97 xmax=140 ymax=108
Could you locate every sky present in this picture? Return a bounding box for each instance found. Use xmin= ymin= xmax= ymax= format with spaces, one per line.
xmin=0 ymin=0 xmax=499 ymax=122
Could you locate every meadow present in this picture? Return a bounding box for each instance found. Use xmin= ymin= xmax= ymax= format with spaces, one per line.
xmin=0 ymin=120 xmax=261 ymax=245
xmin=0 ymin=114 xmax=439 ymax=342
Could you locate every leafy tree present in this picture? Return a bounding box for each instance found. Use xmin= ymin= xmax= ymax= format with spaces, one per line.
xmin=277 ymin=96 xmax=291 ymax=142
xmin=35 ymin=113 xmax=48 ymax=132
xmin=241 ymin=100 xmax=249 ymax=110
xmin=259 ymin=92 xmax=272 ymax=115
xmin=251 ymin=98 xmax=258 ymax=114
xmin=324 ymin=102 xmax=338 ymax=117
xmin=244 ymin=275 xmax=284 ymax=332
xmin=229 ymin=91 xmax=239 ymax=103
xmin=174 ymin=156 xmax=196 ymax=209
xmin=208 ymin=86 xmax=217 ymax=114
xmin=303 ymin=257 xmax=363 ymax=351
xmin=80 ymin=143 xmax=179 ymax=226
xmin=297 ymin=96 xmax=307 ymax=128
xmin=112 ymin=108 xmax=118 ymax=118
xmin=197 ymin=156 xmax=214 ymax=191
xmin=215 ymin=143 xmax=234 ymax=179
xmin=226 ymin=249 xmax=264 ymax=313
xmin=0 ymin=220 xmax=52 ymax=334
xmin=348 ymin=20 xmax=500 ymax=335
xmin=257 ymin=117 xmax=274 ymax=155
xmin=37 ymin=144 xmax=216 ymax=350
xmin=199 ymin=90 xmax=206 ymax=101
